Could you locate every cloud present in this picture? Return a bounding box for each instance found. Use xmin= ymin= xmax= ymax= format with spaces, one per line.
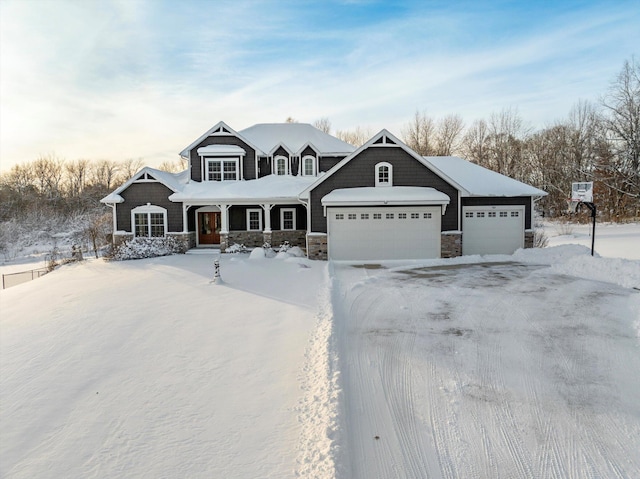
xmin=1 ymin=0 xmax=638 ymax=171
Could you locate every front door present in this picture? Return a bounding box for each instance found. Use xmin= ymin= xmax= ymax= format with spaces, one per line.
xmin=198 ymin=212 xmax=221 ymax=245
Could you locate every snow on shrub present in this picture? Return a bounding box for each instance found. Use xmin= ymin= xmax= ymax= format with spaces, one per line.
xmin=226 ymin=243 xmax=248 ymax=254
xmin=249 ymin=247 xmax=266 ymax=260
xmin=109 ymin=236 xmax=186 ymax=261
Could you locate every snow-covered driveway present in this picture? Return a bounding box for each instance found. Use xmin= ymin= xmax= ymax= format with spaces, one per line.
xmin=332 ymin=261 xmax=640 ymax=479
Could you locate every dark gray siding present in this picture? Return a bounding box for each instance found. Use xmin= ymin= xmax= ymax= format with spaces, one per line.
xmin=258 ymin=156 xmax=270 ymax=178
xmin=462 ymin=197 xmax=532 ymax=229
xmin=309 ymin=147 xmax=460 ymax=233
xmin=319 ymin=156 xmax=342 ymax=172
xmin=117 ymin=183 xmax=183 ymax=232
xmin=228 ymin=205 xmax=306 ymax=231
xmin=189 ymin=136 xmax=257 ymax=181
xmin=301 ymin=146 xmax=317 ymax=157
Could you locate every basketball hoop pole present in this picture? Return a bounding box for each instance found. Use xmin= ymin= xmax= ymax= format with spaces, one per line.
xmin=576 ymin=201 xmax=597 ymax=256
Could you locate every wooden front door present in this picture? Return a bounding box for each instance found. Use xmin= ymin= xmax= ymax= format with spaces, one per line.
xmin=198 ymin=212 xmax=221 ymax=245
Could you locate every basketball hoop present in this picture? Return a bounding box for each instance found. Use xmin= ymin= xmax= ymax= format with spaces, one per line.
xmin=566 ymin=199 xmax=580 ymax=214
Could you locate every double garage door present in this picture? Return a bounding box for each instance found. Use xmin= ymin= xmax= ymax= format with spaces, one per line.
xmin=462 ymin=206 xmax=525 ymax=255
xmin=327 ymin=206 xmax=441 ymax=261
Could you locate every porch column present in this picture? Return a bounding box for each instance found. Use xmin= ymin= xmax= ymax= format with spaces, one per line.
xmin=216 ymin=204 xmax=230 ymax=234
xmin=261 ymin=203 xmax=274 ymax=232
xmin=182 ymin=204 xmax=190 ymax=233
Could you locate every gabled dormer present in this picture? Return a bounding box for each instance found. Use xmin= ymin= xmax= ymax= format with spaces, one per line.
xmin=180 ymin=121 xmax=261 ymax=182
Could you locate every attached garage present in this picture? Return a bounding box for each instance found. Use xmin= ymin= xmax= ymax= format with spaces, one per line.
xmin=328 ymin=206 xmax=442 ymax=260
xmin=462 ymin=205 xmax=525 ymax=255
xmin=322 ymin=186 xmax=450 ymax=261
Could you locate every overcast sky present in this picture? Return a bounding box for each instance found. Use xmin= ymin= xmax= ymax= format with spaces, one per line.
xmin=1 ymin=0 xmax=638 ymax=171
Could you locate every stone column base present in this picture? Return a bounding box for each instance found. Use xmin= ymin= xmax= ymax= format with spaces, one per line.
xmin=220 ymin=233 xmax=229 ymax=252
xmin=524 ymin=231 xmax=534 ymax=249
xmin=441 ymin=232 xmax=462 ymax=258
xmin=263 ymin=231 xmax=272 ymax=247
xmin=307 ymin=233 xmax=328 ymax=260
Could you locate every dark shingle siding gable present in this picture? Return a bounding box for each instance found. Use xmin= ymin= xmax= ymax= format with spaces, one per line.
xmin=309 ymin=146 xmax=459 ymax=233
xmin=189 ymin=136 xmax=257 ymax=182
xmin=117 ymin=183 xmax=182 ymax=232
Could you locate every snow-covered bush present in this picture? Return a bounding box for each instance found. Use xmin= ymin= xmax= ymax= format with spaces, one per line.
xmin=108 ymin=236 xmax=186 ymax=261
xmin=287 ymin=246 xmax=305 ymax=257
xmin=278 ymin=241 xmax=291 ymax=252
xmin=249 ymin=247 xmax=266 ymax=260
xmin=226 ymin=243 xmax=248 ymax=254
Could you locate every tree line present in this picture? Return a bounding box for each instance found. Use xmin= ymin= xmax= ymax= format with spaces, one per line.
xmin=316 ymin=58 xmax=640 ymax=220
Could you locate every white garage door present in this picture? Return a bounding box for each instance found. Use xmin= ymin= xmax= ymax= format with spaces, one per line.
xmin=462 ymin=206 xmax=524 ymax=255
xmin=328 ymin=206 xmax=441 ymax=261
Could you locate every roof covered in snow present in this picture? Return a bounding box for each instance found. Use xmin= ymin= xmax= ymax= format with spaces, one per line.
xmin=422 ymin=156 xmax=547 ymax=197
xmin=239 ymin=123 xmax=356 ymax=156
xmin=197 ymin=144 xmax=246 ymax=155
xmin=101 ymin=167 xmax=190 ymax=204
xmin=322 ymin=187 xmax=450 ymax=206
xmin=169 ymin=175 xmax=318 ymax=204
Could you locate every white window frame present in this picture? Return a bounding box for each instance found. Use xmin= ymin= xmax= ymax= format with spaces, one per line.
xmin=246 ymin=208 xmax=263 ymax=231
xmin=131 ymin=204 xmax=167 ymax=238
xmin=375 ymin=161 xmax=393 ymax=187
xmin=302 ymin=155 xmax=316 ymax=176
xmin=205 ymin=157 xmax=239 ymax=182
xmin=280 ymin=208 xmax=296 ymax=230
xmin=275 ymin=155 xmax=289 ymax=176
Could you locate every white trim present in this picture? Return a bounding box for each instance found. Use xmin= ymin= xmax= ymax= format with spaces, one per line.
xmin=131 ymin=204 xmax=167 ymax=238
xmin=204 ymin=157 xmax=240 ymax=181
xmin=375 ymin=161 xmax=393 ymax=187
xmin=302 ymin=155 xmax=317 ymax=177
xmin=246 ymin=208 xmax=263 ymax=231
xmin=280 ymin=208 xmax=296 ymax=230
xmin=274 ymin=155 xmax=289 ymax=176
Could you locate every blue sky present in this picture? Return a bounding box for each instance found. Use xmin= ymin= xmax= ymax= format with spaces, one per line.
xmin=1 ymin=0 xmax=638 ymax=170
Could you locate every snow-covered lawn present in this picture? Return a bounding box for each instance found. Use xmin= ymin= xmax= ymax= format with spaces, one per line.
xmin=1 ymin=223 xmax=639 ymax=478
xmin=1 ymin=253 xmax=335 ymax=478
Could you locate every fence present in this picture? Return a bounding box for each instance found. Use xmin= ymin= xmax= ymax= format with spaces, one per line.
xmin=2 ymin=268 xmax=49 ymax=290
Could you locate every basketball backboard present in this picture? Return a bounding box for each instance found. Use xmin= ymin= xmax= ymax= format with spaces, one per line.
xmin=571 ymin=182 xmax=593 ymax=203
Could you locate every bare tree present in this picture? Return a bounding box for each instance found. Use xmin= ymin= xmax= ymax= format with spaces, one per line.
xmin=91 ymin=159 xmax=120 ymax=191
xmin=285 ymin=116 xmax=298 ymax=123
xmin=335 ymin=126 xmax=372 ymax=147
xmin=600 ymin=57 xmax=640 ymax=211
xmin=314 ymin=117 xmax=332 ymax=134
xmin=158 ymin=158 xmax=188 ymax=173
xmin=119 ymin=158 xmax=145 ymax=180
xmin=435 ymin=114 xmax=465 ymax=156
xmin=65 ymin=159 xmax=90 ymax=198
xmin=402 ymin=110 xmax=437 ymax=155
xmin=461 ymin=119 xmax=490 ymax=165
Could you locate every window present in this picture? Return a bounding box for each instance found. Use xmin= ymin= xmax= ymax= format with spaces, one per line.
xmin=348 ymin=213 xmax=357 ymax=220
xmin=281 ymin=208 xmax=296 ymax=230
xmin=247 ymin=209 xmax=262 ymax=231
xmin=399 ymin=213 xmax=407 ymax=219
xmin=373 ymin=213 xmax=382 ymax=219
xmin=335 ymin=213 xmax=344 ymax=220
xmin=131 ymin=204 xmax=167 ymax=238
xmin=375 ymin=162 xmax=393 ymax=187
xmin=423 ymin=212 xmax=432 ymax=219
xmin=488 ymin=212 xmax=496 ymax=218
xmin=465 ymin=212 xmax=474 ymax=218
xmin=386 ymin=213 xmax=394 ymax=219
xmin=275 ymin=156 xmax=289 ymax=175
xmin=511 ymin=211 xmax=519 ymax=217
xmin=499 ymin=211 xmax=508 ymax=217
xmin=411 ymin=213 xmax=419 ymax=219
xmin=302 ymin=156 xmax=316 ymax=176
xmin=206 ymin=158 xmax=238 ymax=181
xmin=361 ymin=213 xmax=369 ymax=220
xmin=477 ymin=212 xmax=485 ymax=218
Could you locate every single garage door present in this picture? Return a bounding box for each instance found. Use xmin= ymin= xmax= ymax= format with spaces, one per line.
xmin=328 ymin=206 xmax=441 ymax=261
xmin=462 ymin=205 xmax=524 ymax=255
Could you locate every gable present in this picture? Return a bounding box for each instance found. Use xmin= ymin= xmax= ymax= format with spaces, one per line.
xmin=189 ymin=135 xmax=257 ymax=182
xmin=307 ymin=144 xmax=460 ymax=233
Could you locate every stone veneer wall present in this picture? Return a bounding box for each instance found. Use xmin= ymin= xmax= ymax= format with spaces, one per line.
xmin=271 ymin=230 xmax=306 ymax=248
xmin=168 ymin=232 xmax=196 ymax=250
xmin=524 ymin=231 xmax=534 ymax=249
xmin=227 ymin=231 xmax=265 ymax=249
xmin=441 ymin=232 xmax=462 ymax=258
xmin=307 ymin=234 xmax=328 ymax=260
xmin=113 ymin=233 xmax=133 ymax=246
